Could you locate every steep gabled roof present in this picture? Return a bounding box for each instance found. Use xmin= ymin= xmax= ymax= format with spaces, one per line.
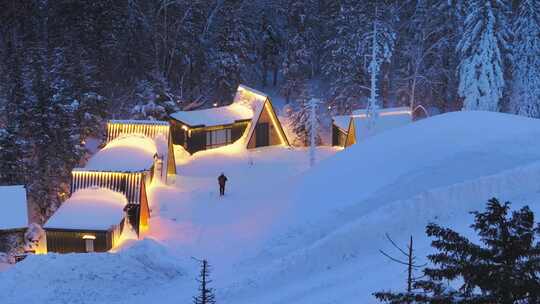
xmin=0 ymin=185 xmax=28 ymax=230
xmin=238 ymin=85 xmax=290 ymax=147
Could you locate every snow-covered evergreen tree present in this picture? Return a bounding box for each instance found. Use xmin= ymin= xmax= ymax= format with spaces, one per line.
xmin=457 ymin=0 xmax=511 ymax=111
xmin=131 ymin=73 xmax=180 ymax=120
xmin=510 ymin=0 xmax=540 ymax=117
xmin=308 ymin=98 xmax=320 ymax=167
xmin=281 ymin=0 xmax=313 ymax=104
xmin=363 ymin=4 xmax=396 ymax=130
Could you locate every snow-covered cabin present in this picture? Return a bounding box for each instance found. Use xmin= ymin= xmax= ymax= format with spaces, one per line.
xmin=169 ymin=85 xmax=290 ymax=154
xmin=43 ymin=188 xmax=127 ymax=253
xmin=332 ymin=107 xmax=412 ymax=148
xmin=70 ymin=135 xmax=154 ymax=235
xmin=0 ymin=186 xmax=29 ymax=255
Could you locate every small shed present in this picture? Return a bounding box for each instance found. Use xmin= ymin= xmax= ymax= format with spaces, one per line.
xmin=332 ymin=107 xmax=412 ymax=148
xmin=0 ymin=186 xmax=29 ymax=255
xmin=44 ymin=188 xmax=128 ymax=253
xmin=170 ymin=84 xmax=289 ymax=154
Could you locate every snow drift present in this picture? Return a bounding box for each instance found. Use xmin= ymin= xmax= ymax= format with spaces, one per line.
xmin=0 ymin=239 xmax=185 ymax=304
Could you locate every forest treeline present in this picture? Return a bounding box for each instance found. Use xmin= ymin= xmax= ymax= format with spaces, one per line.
xmin=0 ymin=0 xmax=539 ymax=222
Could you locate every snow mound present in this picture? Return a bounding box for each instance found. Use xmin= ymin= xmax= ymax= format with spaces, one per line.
xmin=219 ymin=111 xmax=540 ymax=304
xmin=84 ymin=135 xmax=157 ymax=172
xmin=0 ymin=239 xmax=184 ymax=304
xmin=294 ymin=111 xmax=540 ymax=216
xmin=44 ymin=187 xmax=127 ymax=230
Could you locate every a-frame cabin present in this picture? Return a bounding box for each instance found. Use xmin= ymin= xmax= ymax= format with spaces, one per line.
xmin=169 ymin=85 xmax=289 ymax=154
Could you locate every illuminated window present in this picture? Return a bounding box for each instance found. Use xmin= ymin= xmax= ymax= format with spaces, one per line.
xmin=206 ymin=128 xmax=232 ymax=149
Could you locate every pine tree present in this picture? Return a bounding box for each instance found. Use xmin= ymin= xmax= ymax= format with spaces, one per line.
xmin=193 ymin=259 xmax=216 ymax=304
xmin=510 ymin=0 xmax=540 ymax=117
xmin=457 ymin=0 xmax=511 ymax=111
xmin=363 ymin=2 xmax=396 ymax=130
xmin=281 ymin=0 xmax=313 ymax=104
xmin=321 ymin=0 xmax=367 ymax=115
xmin=375 ymin=198 xmax=540 ymax=303
xmin=207 ymin=0 xmax=255 ymax=106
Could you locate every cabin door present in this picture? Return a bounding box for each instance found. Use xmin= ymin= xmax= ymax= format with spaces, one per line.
xmin=255 ymin=123 xmax=269 ymax=147
xmin=85 ymin=239 xmax=94 ymax=252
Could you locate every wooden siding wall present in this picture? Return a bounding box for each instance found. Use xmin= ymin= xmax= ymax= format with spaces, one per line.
xmin=71 ymin=171 xmax=149 ymax=205
xmin=167 ymin=134 xmax=177 ymax=176
xmin=139 ymin=180 xmax=150 ymax=232
xmin=46 ymin=229 xmax=111 ymax=253
xmin=107 ymin=121 xmax=170 ymax=143
xmin=169 ymin=119 xmax=186 ymax=146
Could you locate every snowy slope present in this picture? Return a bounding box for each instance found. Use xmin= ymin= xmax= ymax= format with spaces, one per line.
xmin=219 ymin=111 xmax=540 ymax=303
xmin=2 ymin=111 xmax=540 ymax=304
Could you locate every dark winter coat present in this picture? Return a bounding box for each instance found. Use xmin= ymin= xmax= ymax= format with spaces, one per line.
xmin=218 ymin=174 xmax=228 ymax=186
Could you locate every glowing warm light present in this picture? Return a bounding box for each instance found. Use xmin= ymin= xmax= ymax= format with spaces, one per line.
xmin=264 ymin=101 xmax=287 ymax=146
xmin=82 ymin=235 xmax=96 ymax=240
xmin=181 ymin=125 xmax=188 ymax=131
xmin=237 ymin=85 xmax=268 ymax=101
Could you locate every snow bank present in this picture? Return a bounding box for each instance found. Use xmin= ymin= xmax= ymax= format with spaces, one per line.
xmin=0 ymin=239 xmax=185 ymax=304
xmin=44 ymin=188 xmax=127 ymax=230
xmin=218 ymin=111 xmax=540 ymax=304
xmin=0 ymin=185 xmax=28 ymax=230
xmin=84 ymin=135 xmax=157 ymax=172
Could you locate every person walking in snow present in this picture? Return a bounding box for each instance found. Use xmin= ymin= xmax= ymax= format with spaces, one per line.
xmin=218 ymin=173 xmax=228 ymax=197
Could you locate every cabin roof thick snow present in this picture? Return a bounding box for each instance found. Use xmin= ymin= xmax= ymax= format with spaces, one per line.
xmin=170 ymin=103 xmax=253 ymax=128
xmin=83 ymin=135 xmax=157 ymax=172
xmin=0 ymin=185 xmax=28 ymax=230
xmin=44 ymin=187 xmax=127 ymax=230
xmin=351 ymin=107 xmax=412 ymax=141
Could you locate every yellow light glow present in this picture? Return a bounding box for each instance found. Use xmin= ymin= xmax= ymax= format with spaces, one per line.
xmin=181 ymin=125 xmax=188 ymax=131
xmin=82 ymin=235 xmax=96 ymax=240
xmin=264 ymin=101 xmax=287 ymax=146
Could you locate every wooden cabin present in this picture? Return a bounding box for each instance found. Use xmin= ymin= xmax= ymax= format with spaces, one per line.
xmin=70 ymin=135 xmax=158 ymax=235
xmin=170 ymin=85 xmax=289 ymax=154
xmin=332 ymin=107 xmax=412 ymax=148
xmin=0 ymin=186 xmax=29 ymax=256
xmin=43 ymin=188 xmax=127 ymax=253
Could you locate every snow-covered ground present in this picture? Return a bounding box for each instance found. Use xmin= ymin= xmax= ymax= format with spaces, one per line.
xmin=2 ymin=111 xmax=540 ymax=304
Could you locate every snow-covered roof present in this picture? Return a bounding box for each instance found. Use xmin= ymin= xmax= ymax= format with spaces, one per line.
xmin=44 ymin=188 xmax=127 ymax=230
xmin=83 ymin=135 xmax=157 ymax=172
xmin=352 ymin=107 xmax=412 ymax=140
xmin=0 ymin=185 xmax=28 ymax=230
xmin=170 ymin=103 xmax=253 ymax=128
xmin=108 ymin=120 xmax=169 ymax=126
xmin=353 ymin=106 xmax=411 ymax=116
xmin=332 ymin=115 xmax=351 ymax=132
